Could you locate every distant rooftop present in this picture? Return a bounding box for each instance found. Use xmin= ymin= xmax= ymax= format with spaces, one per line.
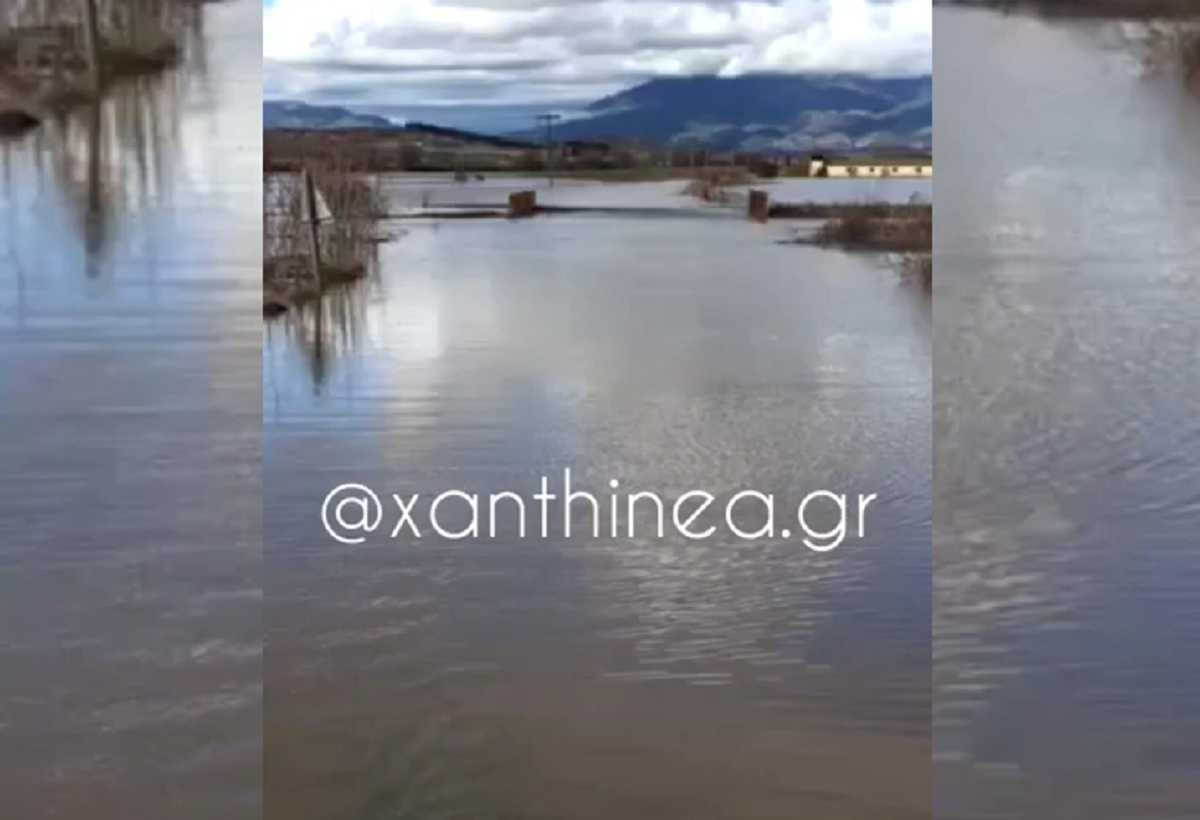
xmin=814 ymin=153 xmax=933 ymax=166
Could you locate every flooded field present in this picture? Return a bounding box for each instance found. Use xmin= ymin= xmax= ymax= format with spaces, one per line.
xmin=935 ymin=8 xmax=1200 ymax=818
xmin=0 ymin=1 xmax=261 ymax=817
xmin=265 ymin=179 xmax=932 ymax=818
xmin=383 ymin=174 xmax=931 ymax=214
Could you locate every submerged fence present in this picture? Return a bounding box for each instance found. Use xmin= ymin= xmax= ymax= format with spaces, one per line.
xmin=264 ymin=164 xmax=385 ymax=280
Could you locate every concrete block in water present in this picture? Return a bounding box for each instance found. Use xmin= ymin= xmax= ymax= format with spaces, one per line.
xmin=509 ymin=190 xmax=537 ymax=217
xmin=748 ymin=189 xmax=770 ymax=222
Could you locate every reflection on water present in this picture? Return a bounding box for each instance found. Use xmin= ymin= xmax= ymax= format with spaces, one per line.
xmin=265 ymin=182 xmax=932 ymax=818
xmin=265 ymin=271 xmax=378 ymax=393
xmin=6 ymin=74 xmax=178 ymax=275
xmin=936 ymin=8 xmax=1200 ymax=818
xmin=0 ymin=1 xmax=261 ymax=817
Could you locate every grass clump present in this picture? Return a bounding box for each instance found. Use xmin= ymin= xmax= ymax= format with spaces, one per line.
xmin=1144 ymin=23 xmax=1200 ymax=90
xmin=897 ymin=253 xmax=933 ymax=290
xmin=786 ymin=204 xmax=933 ymax=253
xmin=681 ymin=167 xmax=757 ymax=203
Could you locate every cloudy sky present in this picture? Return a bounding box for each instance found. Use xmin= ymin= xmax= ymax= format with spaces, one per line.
xmin=263 ymin=0 xmax=931 ymax=109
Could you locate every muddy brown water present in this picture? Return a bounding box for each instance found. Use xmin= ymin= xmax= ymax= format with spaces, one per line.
xmin=264 ymin=179 xmax=932 ymax=819
xmin=0 ymin=1 xmax=262 ymax=817
xmin=935 ymin=8 xmax=1200 ymax=819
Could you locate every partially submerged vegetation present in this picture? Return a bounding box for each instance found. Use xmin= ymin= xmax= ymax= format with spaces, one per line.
xmin=940 ymin=0 xmax=1200 ymax=89
xmin=0 ymin=0 xmax=204 ymax=127
xmin=772 ymin=202 xmax=932 ymax=249
xmin=263 ymin=159 xmax=387 ymax=316
xmin=898 ymin=253 xmax=933 ymax=291
xmin=681 ymin=168 xmax=758 ymax=203
xmin=1145 ymin=22 xmax=1200 ymax=89
xmin=808 ymin=205 xmax=932 ymax=253
xmin=775 ymin=202 xmax=932 ymax=286
xmin=766 ymin=201 xmax=926 ymax=221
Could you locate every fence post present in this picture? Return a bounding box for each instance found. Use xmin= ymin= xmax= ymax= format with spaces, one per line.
xmin=748 ymin=189 xmax=770 ymax=223
xmin=81 ymin=0 xmax=102 ymax=92
xmin=303 ymin=169 xmax=323 ymax=289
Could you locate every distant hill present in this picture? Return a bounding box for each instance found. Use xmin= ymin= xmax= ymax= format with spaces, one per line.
xmin=266 ymin=73 xmax=933 ymax=152
xmin=263 ymin=102 xmax=541 ymax=150
xmin=398 ymin=121 xmax=537 ymax=150
xmin=514 ymin=74 xmax=932 ymax=152
xmin=264 ymin=100 xmax=397 ymax=130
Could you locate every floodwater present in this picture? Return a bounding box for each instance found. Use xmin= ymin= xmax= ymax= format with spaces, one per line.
xmin=0 ymin=1 xmax=262 ymax=817
xmin=935 ymin=8 xmax=1200 ymax=819
xmin=385 ymin=174 xmax=931 ymax=213
xmin=265 ymin=179 xmax=932 ymax=818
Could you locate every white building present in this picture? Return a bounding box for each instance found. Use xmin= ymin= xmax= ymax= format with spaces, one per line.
xmin=809 ymin=154 xmax=933 ymax=179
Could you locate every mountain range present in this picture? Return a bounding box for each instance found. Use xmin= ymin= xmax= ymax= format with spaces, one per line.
xmin=536 ymin=74 xmax=931 ymax=151
xmin=265 ymin=73 xmax=932 ymax=152
xmin=263 ymin=100 xmax=395 ymax=130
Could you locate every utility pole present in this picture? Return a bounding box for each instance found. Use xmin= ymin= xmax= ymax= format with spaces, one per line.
xmin=536 ymin=113 xmax=561 ymax=187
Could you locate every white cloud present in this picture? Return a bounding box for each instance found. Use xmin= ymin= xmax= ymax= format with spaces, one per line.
xmin=264 ymin=0 xmax=931 ymax=105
